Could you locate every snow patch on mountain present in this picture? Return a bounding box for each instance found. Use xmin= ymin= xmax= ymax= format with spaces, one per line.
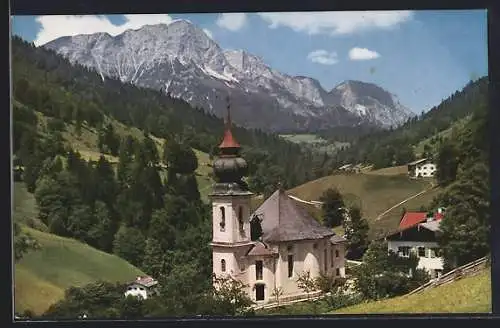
xmin=43 ymin=20 xmax=414 ymax=131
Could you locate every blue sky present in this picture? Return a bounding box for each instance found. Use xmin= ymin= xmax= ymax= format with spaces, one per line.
xmin=11 ymin=10 xmax=488 ymax=113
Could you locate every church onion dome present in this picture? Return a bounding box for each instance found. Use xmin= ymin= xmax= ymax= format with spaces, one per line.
xmin=213 ymin=97 xmax=248 ymax=183
xmin=213 ymin=156 xmax=248 ymax=182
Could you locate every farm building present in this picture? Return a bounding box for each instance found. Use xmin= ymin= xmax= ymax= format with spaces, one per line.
xmin=407 ymin=158 xmax=436 ymax=178
xmin=384 ymin=208 xmax=446 ymax=279
xmin=124 ymin=276 xmax=159 ymax=300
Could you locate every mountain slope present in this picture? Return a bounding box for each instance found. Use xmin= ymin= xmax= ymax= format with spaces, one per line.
xmin=43 ymin=20 xmax=413 ymax=131
xmin=330 ymin=76 xmax=488 ymax=169
xmin=14 ymin=183 xmax=145 ymax=316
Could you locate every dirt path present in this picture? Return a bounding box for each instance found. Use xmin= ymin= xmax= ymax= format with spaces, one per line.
xmin=375 ymin=182 xmax=436 ymax=221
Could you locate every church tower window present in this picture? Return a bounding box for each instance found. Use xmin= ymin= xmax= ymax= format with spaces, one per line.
xmin=287 ymin=255 xmax=294 ymax=278
xmin=238 ymin=206 xmax=244 ymax=233
xmin=221 ymin=259 xmax=226 ymax=272
xmin=220 ymin=207 xmax=226 ymax=231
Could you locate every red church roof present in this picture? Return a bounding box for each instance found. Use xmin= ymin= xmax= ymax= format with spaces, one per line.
xmin=218 ymin=97 xmax=240 ymax=149
xmin=218 ymin=128 xmax=240 ymax=149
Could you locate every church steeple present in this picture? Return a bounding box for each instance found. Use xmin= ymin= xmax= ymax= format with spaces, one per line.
xmin=211 ymin=97 xmax=250 ymax=193
xmin=218 ymin=96 xmax=240 ymax=153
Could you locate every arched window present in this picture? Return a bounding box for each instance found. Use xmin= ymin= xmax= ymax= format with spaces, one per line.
xmin=221 ymin=259 xmax=226 ymax=272
xmin=220 ymin=207 xmax=225 ymax=231
xmin=238 ymin=206 xmax=244 ymax=232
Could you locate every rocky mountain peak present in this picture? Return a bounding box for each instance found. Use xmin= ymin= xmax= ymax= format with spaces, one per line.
xmin=43 ymin=20 xmax=414 ymax=131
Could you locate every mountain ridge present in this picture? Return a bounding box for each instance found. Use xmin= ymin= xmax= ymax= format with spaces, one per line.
xmin=43 ymin=20 xmax=414 ymax=132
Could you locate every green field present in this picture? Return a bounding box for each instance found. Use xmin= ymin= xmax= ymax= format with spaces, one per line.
xmin=13 ymin=182 xmax=145 ymax=315
xmin=366 ymin=165 xmax=409 ymax=176
xmin=279 ymin=134 xmax=349 ymax=154
xmin=330 ymin=268 xmax=491 ymax=314
xmin=279 ymin=134 xmax=328 ymax=144
xmin=289 ymin=173 xmax=432 ymax=237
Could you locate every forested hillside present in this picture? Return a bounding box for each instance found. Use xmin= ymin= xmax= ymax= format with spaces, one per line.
xmin=330 ymin=77 xmax=488 ymax=169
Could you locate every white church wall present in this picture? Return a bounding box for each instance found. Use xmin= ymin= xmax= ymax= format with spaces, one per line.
xmin=213 ymin=248 xmax=238 ymax=277
xmin=247 ymin=256 xmax=277 ymax=302
xmin=211 ymin=196 xmax=251 ymax=244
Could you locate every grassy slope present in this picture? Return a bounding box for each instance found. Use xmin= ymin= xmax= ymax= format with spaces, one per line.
xmin=35 ymin=111 xmax=214 ymax=203
xmin=365 ymin=165 xmax=408 ymax=176
xmin=279 ymin=133 xmax=349 ymax=154
xmin=331 ymin=268 xmax=491 ymax=314
xmin=13 ymin=182 xmax=145 ymax=315
xmin=288 ymin=173 xmax=431 ymax=238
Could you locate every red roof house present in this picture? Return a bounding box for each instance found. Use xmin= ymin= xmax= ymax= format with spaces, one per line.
xmin=399 ymin=210 xmax=445 ymax=231
xmin=399 ymin=212 xmax=428 ymax=230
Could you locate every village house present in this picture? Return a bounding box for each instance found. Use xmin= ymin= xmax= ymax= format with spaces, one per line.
xmin=384 ymin=208 xmax=445 ymax=279
xmin=124 ymin=276 xmax=159 ymax=300
xmin=407 ymin=158 xmax=436 ymax=178
xmin=210 ymin=104 xmax=346 ymax=304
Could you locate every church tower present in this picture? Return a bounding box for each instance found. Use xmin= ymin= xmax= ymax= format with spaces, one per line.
xmin=210 ymin=97 xmax=254 ymax=280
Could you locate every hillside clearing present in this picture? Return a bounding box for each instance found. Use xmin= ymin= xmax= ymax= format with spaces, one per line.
xmin=330 ymin=268 xmax=491 ymax=314
xmin=289 ymin=173 xmax=431 ymax=237
xmin=372 ymin=186 xmax=442 ymax=239
xmin=13 ymin=182 xmax=145 ymax=315
xmin=366 ymin=165 xmax=408 ymax=176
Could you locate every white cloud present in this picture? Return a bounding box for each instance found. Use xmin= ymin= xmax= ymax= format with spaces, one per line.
xmin=216 ymin=13 xmax=247 ymax=31
xmin=307 ymin=50 xmax=338 ymax=65
xmin=348 ymin=47 xmax=380 ymax=60
xmin=34 ymin=14 xmax=173 ymax=46
xmin=258 ymin=11 xmax=413 ymax=35
xmin=203 ymin=28 xmax=214 ymax=39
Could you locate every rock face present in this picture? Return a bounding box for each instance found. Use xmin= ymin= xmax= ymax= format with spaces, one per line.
xmin=44 ymin=19 xmax=414 ymax=132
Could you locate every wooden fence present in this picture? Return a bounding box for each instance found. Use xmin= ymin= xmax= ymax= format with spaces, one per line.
xmin=407 ymin=256 xmax=489 ymax=295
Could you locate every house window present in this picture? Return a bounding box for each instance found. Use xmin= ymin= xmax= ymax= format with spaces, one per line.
xmin=398 ymin=246 xmax=410 ymax=257
xmin=330 ymin=249 xmax=334 ymax=267
xmin=287 ymin=245 xmax=293 ymax=252
xmin=429 ymin=248 xmax=440 ymax=258
xmin=335 ymin=250 xmax=339 ymax=258
xmin=418 ymin=247 xmax=426 ymax=257
xmin=335 ymin=268 xmax=340 ymax=276
xmin=255 ymin=260 xmax=263 ymax=280
xmin=313 ymin=243 xmax=318 ymax=249
xmin=288 ymin=255 xmax=294 ymax=278
xmin=220 ymin=207 xmax=225 ymax=231
xmin=221 ymin=259 xmax=226 ymax=272
xmin=238 ymin=206 xmax=244 ymax=232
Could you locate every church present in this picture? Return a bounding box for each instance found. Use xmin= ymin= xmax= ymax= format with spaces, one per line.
xmin=209 ymin=104 xmax=347 ymax=304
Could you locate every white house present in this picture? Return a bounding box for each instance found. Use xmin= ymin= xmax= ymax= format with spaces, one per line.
xmin=124 ymin=276 xmax=159 ymax=300
xmin=210 ymin=105 xmax=346 ymax=304
xmin=385 ymin=209 xmax=445 ymax=279
xmin=407 ymin=158 xmax=436 ymax=178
